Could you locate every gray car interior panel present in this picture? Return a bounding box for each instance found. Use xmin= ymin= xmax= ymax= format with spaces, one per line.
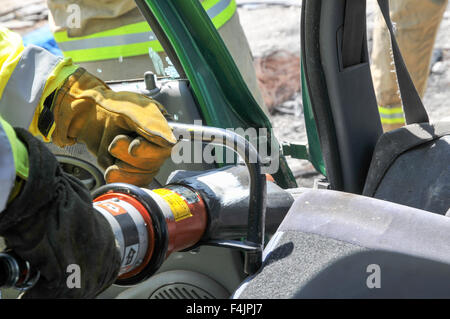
xmin=319 ymin=0 xmax=383 ymax=194
xmin=301 ymin=0 xmax=343 ymax=191
xmin=99 ymin=245 xmax=246 ymax=299
xmin=234 ymin=189 xmax=450 ymax=298
xmin=301 ymin=0 xmax=383 ymax=194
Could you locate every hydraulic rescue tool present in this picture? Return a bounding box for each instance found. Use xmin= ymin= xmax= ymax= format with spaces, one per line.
xmin=0 ymin=123 xmax=295 ymax=291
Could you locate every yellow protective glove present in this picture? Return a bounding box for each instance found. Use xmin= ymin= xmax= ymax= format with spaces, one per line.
xmin=51 ymin=68 xmax=177 ymax=186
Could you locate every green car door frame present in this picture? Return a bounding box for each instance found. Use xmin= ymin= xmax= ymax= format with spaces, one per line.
xmin=135 ymin=0 xmax=328 ymax=189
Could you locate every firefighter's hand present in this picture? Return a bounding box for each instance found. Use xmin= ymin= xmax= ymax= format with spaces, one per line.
xmin=51 ymin=68 xmax=177 ymax=186
xmin=105 ymin=135 xmax=172 ymax=186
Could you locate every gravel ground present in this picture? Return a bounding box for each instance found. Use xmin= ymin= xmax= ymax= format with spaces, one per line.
xmin=237 ymin=0 xmax=450 ymax=187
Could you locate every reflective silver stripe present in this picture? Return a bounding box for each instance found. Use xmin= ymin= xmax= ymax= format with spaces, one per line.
xmin=93 ymin=199 xmax=148 ymax=276
xmin=0 ymin=45 xmax=62 ymax=128
xmin=0 ymin=124 xmax=15 ymax=212
xmin=379 ymin=113 xmax=405 ymax=119
xmin=207 ymin=0 xmax=232 ymax=19
xmin=94 ymin=204 xmax=126 ymax=261
xmin=57 ymin=0 xmax=233 ymax=52
xmin=57 ymin=31 xmax=158 ymax=52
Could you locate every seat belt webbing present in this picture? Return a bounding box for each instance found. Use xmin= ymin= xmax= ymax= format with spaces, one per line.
xmin=376 ymin=0 xmax=429 ymax=124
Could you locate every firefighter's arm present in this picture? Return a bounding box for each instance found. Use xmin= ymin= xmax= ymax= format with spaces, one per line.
xmin=0 ymin=115 xmax=121 ymax=298
xmin=0 ymin=26 xmax=77 ymax=141
xmin=1 ymin=27 xmax=177 ymax=187
xmin=0 ymin=116 xmax=28 ymax=205
xmin=0 ymin=29 xmax=121 ymax=298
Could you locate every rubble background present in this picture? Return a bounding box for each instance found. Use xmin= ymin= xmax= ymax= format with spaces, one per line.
xmin=0 ymin=0 xmax=48 ymax=35
xmin=1 ymin=0 xmax=449 ymax=187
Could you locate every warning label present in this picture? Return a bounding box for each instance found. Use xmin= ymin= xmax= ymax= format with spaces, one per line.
xmin=153 ymin=188 xmax=193 ymax=222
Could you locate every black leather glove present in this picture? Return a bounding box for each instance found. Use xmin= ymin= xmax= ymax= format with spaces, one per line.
xmin=0 ymin=128 xmax=121 ymax=298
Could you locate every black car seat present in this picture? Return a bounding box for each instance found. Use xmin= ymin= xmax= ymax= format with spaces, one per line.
xmin=233 ymin=189 xmax=450 ymax=298
xmin=301 ymin=0 xmax=449 ymax=213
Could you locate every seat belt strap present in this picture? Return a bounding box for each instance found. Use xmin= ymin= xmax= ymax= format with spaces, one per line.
xmin=376 ymin=0 xmax=429 ymax=124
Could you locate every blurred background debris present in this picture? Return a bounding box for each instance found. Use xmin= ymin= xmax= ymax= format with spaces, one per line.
xmin=254 ymin=50 xmax=301 ymax=113
xmin=0 ymin=0 xmax=48 ymax=35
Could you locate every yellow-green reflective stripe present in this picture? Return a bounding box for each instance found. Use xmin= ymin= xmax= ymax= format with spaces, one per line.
xmin=378 ymin=106 xmax=404 ymax=115
xmin=380 ymin=117 xmax=406 ymax=124
xmin=202 ymin=0 xmax=222 ymax=11
xmin=378 ymin=105 xmax=405 ymax=124
xmin=0 ymin=116 xmax=29 ymax=180
xmin=210 ymin=0 xmax=236 ymax=29
xmin=0 ymin=119 xmax=15 ymax=211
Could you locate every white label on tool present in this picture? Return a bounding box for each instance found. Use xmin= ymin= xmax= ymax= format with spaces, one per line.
xmin=121 ymin=244 xmax=140 ymax=273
